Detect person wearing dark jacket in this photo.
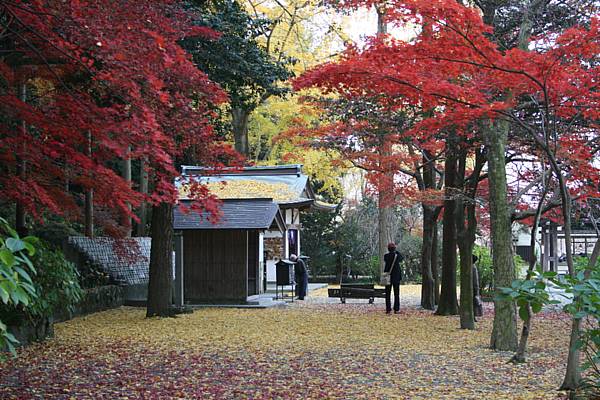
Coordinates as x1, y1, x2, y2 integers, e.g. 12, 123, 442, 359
384, 242, 404, 314
290, 254, 307, 300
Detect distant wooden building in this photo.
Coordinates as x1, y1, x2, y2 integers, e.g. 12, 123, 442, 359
174, 165, 334, 304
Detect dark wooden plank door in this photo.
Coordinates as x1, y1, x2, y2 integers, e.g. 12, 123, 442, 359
183, 230, 247, 303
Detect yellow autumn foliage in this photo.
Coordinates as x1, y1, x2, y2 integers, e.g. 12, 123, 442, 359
0, 285, 572, 399
180, 180, 298, 201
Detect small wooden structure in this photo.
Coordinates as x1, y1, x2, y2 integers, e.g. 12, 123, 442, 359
173, 198, 285, 304
173, 165, 334, 304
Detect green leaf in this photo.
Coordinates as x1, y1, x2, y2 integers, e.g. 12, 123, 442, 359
518, 305, 530, 321
5, 238, 25, 253
0, 284, 9, 304
0, 249, 15, 267
13, 266, 33, 284
531, 302, 542, 313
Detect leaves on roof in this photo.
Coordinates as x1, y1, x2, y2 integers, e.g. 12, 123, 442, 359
180, 180, 297, 201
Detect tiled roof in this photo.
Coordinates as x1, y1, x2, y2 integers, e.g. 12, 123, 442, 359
67, 237, 152, 285
174, 198, 284, 231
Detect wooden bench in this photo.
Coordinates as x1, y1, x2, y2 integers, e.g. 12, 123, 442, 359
328, 283, 386, 304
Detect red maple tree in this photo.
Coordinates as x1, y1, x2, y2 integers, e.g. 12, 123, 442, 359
0, 0, 236, 234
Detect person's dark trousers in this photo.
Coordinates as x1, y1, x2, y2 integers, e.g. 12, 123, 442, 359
296, 276, 307, 300
303, 272, 309, 298
385, 282, 400, 312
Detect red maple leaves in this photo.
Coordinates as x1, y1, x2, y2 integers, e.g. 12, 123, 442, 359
0, 1, 237, 228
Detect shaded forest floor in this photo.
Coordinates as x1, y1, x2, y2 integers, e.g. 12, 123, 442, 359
0, 285, 571, 399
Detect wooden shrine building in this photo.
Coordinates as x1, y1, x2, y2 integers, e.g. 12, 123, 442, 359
173, 165, 333, 305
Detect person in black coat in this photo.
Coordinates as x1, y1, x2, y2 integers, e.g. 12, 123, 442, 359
384, 242, 404, 314
290, 254, 307, 300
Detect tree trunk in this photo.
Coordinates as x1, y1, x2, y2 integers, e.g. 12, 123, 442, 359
84, 130, 94, 238
420, 150, 437, 310
484, 120, 518, 351
421, 205, 436, 310
436, 133, 459, 315
15, 82, 27, 237
136, 158, 148, 237
146, 202, 174, 317
378, 190, 393, 280
122, 147, 132, 237
231, 107, 250, 158
457, 148, 483, 330
432, 218, 440, 305
375, 5, 393, 281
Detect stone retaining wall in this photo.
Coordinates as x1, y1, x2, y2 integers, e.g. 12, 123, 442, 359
8, 285, 124, 349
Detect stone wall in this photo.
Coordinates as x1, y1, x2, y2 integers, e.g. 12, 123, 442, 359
8, 285, 125, 349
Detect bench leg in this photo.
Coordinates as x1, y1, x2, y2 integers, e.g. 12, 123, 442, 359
341, 298, 346, 304
369, 297, 374, 304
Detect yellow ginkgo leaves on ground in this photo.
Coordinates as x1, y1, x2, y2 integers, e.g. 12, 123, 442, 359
0, 286, 571, 399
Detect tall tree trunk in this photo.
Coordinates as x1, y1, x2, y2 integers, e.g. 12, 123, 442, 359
15, 82, 27, 237
231, 107, 250, 158
420, 150, 436, 310
375, 7, 393, 282
421, 205, 436, 310
432, 218, 440, 305
84, 130, 94, 238
437, 132, 459, 315
122, 146, 132, 237
457, 149, 484, 329
146, 202, 174, 317
136, 158, 148, 237
484, 120, 518, 351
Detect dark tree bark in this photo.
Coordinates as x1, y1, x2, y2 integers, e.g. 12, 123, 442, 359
432, 219, 440, 305
457, 148, 485, 330
421, 205, 436, 310
375, 9, 394, 283
146, 202, 174, 317
436, 132, 459, 315
420, 150, 438, 310
231, 107, 250, 157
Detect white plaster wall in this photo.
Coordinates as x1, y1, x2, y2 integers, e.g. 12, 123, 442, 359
267, 259, 277, 282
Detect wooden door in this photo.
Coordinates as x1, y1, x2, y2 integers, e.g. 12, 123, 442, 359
183, 230, 247, 303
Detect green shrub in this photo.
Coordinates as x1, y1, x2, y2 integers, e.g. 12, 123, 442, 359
556, 258, 600, 395
0, 240, 82, 351
28, 242, 83, 318
0, 218, 38, 355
